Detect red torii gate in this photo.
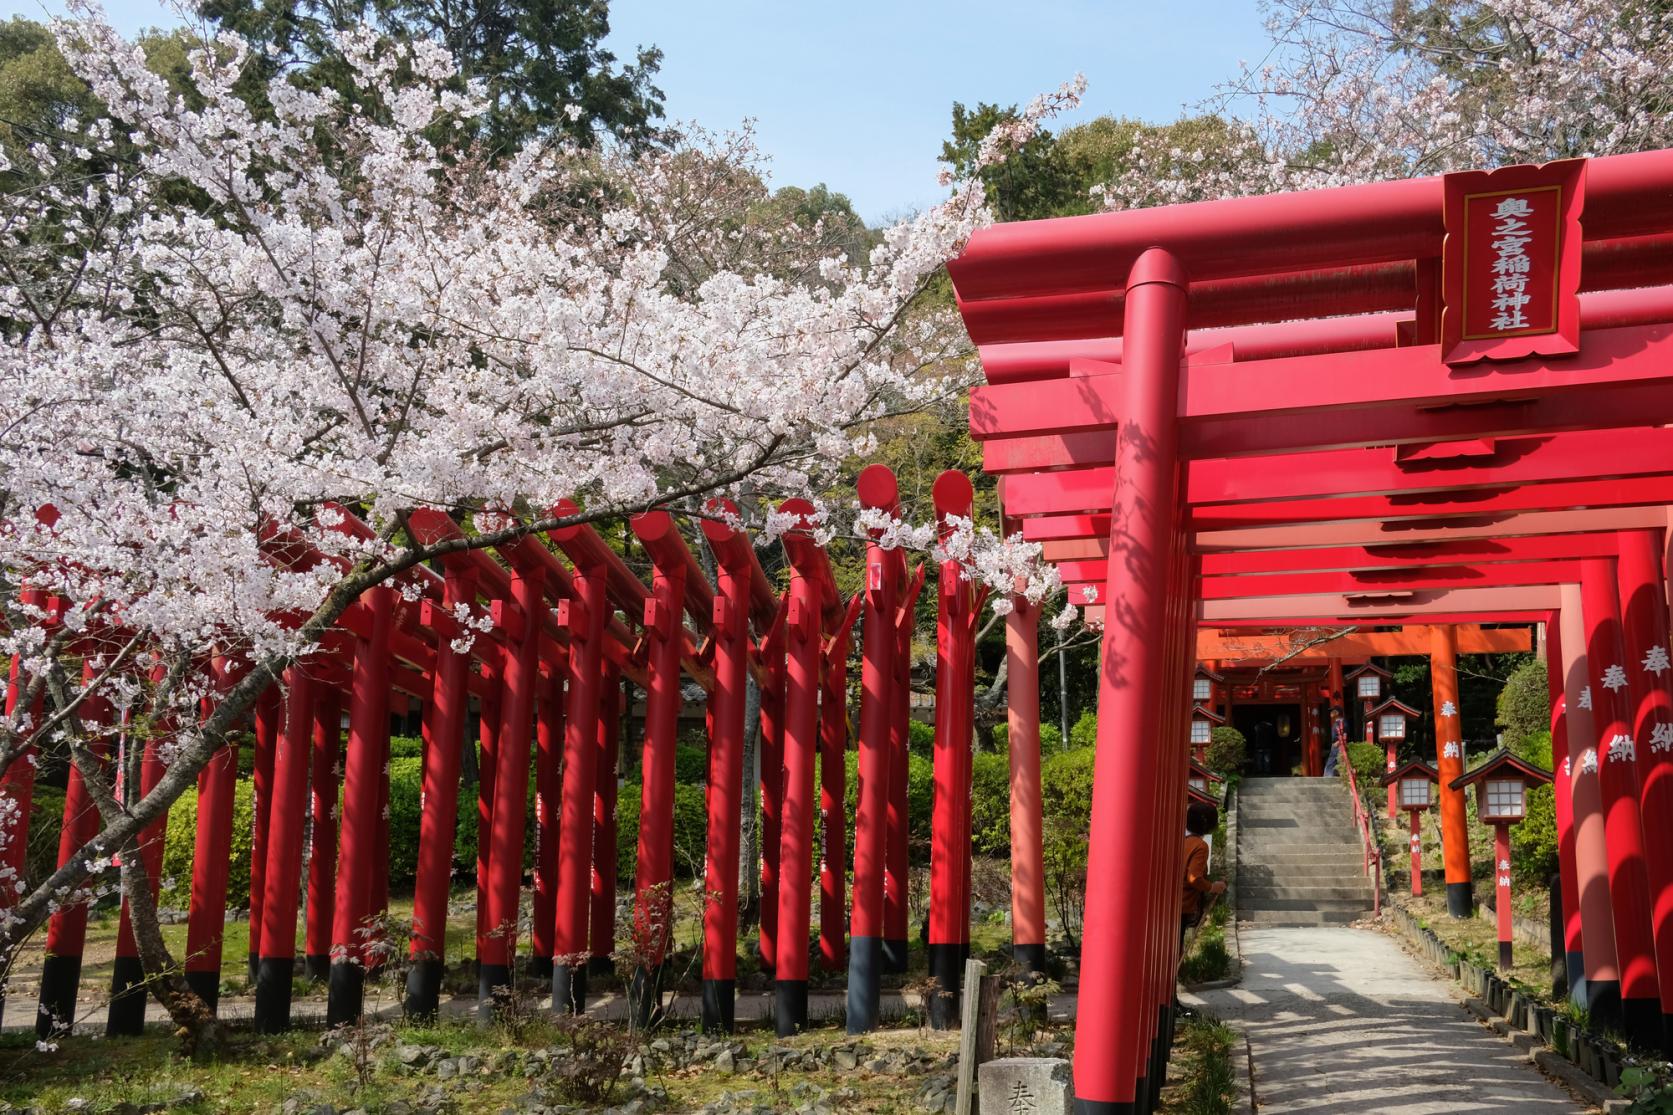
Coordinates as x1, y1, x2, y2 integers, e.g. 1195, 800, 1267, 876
950, 149, 1673, 1112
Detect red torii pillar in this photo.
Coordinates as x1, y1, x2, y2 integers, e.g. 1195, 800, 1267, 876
184, 656, 243, 1012
590, 662, 622, 977
327, 586, 394, 1026
775, 499, 824, 1034
629, 510, 691, 1027
1546, 618, 1586, 1003
1075, 247, 1185, 1114
552, 535, 608, 1013
480, 552, 547, 1014
404, 559, 478, 1019
1430, 626, 1473, 917
758, 610, 788, 976
1561, 581, 1619, 1015
1618, 529, 1673, 1051
928, 470, 979, 1029
305, 688, 342, 983
530, 656, 565, 982
37, 660, 112, 1039
1005, 591, 1048, 977
474, 647, 501, 971
107, 698, 169, 1036
818, 594, 861, 974
255, 664, 319, 1031
848, 465, 900, 1033
699, 502, 761, 1033
0, 588, 47, 1023
247, 684, 280, 986
1582, 556, 1662, 1048
884, 560, 924, 974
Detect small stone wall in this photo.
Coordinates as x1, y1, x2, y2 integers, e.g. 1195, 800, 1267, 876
1387, 905, 1626, 1110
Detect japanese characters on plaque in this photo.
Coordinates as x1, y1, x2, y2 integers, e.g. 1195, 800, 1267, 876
1440, 159, 1585, 364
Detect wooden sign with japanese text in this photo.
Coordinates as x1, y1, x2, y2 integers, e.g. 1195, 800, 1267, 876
1441, 159, 1585, 364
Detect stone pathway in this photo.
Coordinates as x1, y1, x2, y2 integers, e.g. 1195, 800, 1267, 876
1186, 927, 1591, 1114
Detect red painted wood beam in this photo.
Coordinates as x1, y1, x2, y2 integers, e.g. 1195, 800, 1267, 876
959, 239, 1673, 348
1197, 535, 1623, 576
984, 370, 1673, 469
1193, 585, 1563, 623
947, 147, 1673, 302
973, 322, 1673, 448
1193, 507, 1670, 552
1189, 475, 1673, 532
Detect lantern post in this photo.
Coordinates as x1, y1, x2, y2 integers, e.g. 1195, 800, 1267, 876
1381, 761, 1440, 896
1371, 697, 1422, 819
1452, 751, 1553, 968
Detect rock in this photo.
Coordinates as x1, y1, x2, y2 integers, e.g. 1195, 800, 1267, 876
396, 1044, 431, 1067
833, 1048, 858, 1071
435, 1058, 458, 1081
863, 1056, 889, 1072
978, 1057, 1074, 1115
63, 1100, 91, 1114
714, 1048, 736, 1073
174, 1088, 207, 1107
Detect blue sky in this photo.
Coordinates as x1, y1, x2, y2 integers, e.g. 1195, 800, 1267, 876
3, 0, 1272, 222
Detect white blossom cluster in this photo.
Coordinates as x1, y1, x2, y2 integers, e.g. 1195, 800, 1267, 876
0, 11, 1083, 695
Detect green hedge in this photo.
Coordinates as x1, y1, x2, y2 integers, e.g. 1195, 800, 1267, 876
614, 779, 707, 882
160, 778, 256, 909
989, 720, 1064, 753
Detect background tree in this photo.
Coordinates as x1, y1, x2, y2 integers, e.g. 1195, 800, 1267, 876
196, 0, 667, 150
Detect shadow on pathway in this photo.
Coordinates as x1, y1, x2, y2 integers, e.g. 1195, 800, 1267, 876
1185, 926, 1591, 1114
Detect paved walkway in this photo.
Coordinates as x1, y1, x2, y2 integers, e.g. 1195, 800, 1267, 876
1186, 927, 1590, 1114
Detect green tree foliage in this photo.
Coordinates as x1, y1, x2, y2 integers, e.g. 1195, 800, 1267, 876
0, 18, 97, 151
939, 104, 1254, 222
1496, 657, 1550, 750
196, 0, 666, 151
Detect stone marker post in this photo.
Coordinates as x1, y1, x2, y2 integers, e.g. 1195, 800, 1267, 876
978, 1057, 1074, 1115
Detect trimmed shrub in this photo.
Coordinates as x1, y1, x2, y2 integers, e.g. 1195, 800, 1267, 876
1068, 709, 1098, 751
1342, 741, 1384, 789
990, 720, 1063, 753
908, 719, 935, 757
1203, 726, 1246, 774
674, 744, 707, 786
1513, 782, 1559, 887
389, 735, 424, 759
1497, 658, 1550, 749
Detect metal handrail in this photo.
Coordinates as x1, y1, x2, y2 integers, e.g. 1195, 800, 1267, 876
1335, 739, 1384, 916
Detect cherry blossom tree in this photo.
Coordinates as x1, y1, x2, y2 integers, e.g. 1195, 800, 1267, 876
1097, 0, 1673, 209
0, 8, 1075, 1036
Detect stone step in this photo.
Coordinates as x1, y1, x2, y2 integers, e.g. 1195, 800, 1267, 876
1237, 810, 1354, 825
1237, 852, 1367, 869
1238, 831, 1365, 846
1238, 863, 1369, 883
1236, 907, 1368, 926
1239, 883, 1374, 903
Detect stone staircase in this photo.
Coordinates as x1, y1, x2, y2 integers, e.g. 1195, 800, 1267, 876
1236, 777, 1375, 926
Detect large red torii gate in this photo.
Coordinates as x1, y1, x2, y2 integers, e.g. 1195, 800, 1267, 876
951, 149, 1673, 1113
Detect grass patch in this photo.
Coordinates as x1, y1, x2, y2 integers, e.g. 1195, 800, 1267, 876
1160, 1013, 1237, 1115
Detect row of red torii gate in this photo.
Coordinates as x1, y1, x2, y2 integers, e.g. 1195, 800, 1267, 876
8, 145, 1673, 1115
950, 148, 1673, 1113
3, 467, 1038, 1042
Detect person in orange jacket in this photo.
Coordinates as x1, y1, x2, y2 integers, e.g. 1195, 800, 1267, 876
1182, 802, 1226, 945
